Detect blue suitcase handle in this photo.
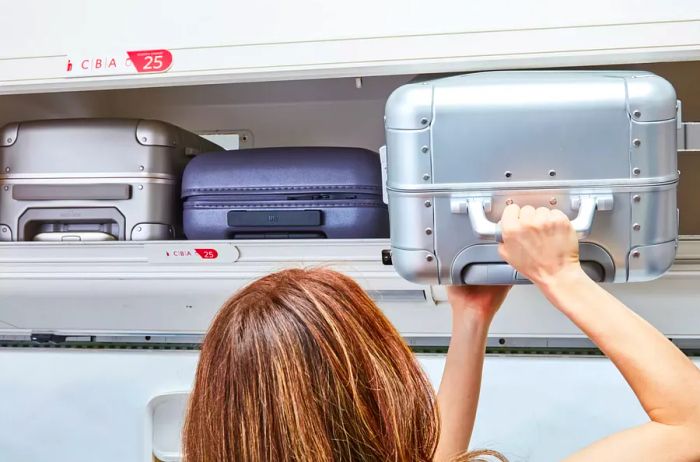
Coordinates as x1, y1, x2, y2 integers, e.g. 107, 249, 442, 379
227, 210, 322, 227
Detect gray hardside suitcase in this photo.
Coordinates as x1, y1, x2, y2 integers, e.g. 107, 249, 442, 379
0, 118, 221, 241
385, 71, 679, 285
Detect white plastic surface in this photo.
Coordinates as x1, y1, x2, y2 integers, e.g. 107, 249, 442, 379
0, 349, 200, 461
0, 349, 698, 461
0, 239, 434, 337
149, 392, 189, 462
1, 1, 700, 94
2, 239, 700, 339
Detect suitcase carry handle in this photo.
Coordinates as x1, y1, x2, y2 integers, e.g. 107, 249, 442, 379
227, 210, 322, 227
18, 207, 126, 241
462, 261, 606, 285
453, 194, 613, 243
12, 184, 131, 201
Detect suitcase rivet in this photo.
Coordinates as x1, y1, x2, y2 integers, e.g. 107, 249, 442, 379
505, 199, 514, 205
548, 170, 556, 177
2, 186, 8, 191
425, 228, 433, 235
1, 227, 6, 233
424, 200, 432, 208
5, 138, 11, 143
633, 195, 641, 203
420, 118, 429, 125
136, 226, 142, 232
138, 185, 143, 190
138, 165, 145, 171
421, 146, 429, 153
425, 254, 434, 262
633, 139, 641, 147
633, 223, 641, 231
633, 110, 642, 119
141, 137, 148, 142
422, 173, 431, 181
549, 198, 558, 205
633, 167, 641, 176
504, 171, 512, 178
632, 250, 641, 258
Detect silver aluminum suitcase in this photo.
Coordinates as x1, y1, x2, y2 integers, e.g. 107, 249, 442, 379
384, 71, 679, 285
0, 119, 220, 241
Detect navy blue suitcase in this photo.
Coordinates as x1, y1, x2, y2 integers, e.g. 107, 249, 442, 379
181, 147, 389, 239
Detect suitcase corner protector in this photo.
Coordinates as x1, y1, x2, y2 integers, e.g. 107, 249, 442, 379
0, 122, 19, 147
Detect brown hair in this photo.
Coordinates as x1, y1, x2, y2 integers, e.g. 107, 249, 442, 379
184, 268, 506, 462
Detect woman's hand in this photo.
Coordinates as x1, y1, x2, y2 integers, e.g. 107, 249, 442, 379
497, 204, 584, 287
446, 285, 511, 322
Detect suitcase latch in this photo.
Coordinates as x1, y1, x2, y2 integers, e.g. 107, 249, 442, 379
381, 249, 393, 265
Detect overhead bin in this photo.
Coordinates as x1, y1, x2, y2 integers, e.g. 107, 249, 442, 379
0, 0, 698, 348
0, 1, 699, 94
0, 68, 698, 345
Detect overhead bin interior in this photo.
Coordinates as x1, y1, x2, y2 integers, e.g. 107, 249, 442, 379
0, 62, 698, 233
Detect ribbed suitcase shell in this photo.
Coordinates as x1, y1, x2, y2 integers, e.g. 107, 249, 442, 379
182, 147, 389, 239
385, 71, 679, 285
0, 118, 220, 241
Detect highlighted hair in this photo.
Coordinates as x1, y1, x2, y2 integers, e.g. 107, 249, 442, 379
184, 268, 505, 462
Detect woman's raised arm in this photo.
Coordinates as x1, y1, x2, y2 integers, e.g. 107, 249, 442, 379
498, 204, 700, 462
434, 284, 510, 462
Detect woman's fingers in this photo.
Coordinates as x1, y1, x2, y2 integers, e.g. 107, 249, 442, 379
549, 208, 571, 227
519, 205, 536, 222
496, 201, 581, 284
500, 203, 573, 241
535, 207, 550, 224
549, 208, 569, 221
500, 203, 520, 227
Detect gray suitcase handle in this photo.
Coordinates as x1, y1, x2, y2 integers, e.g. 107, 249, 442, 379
453, 194, 613, 243
18, 207, 126, 241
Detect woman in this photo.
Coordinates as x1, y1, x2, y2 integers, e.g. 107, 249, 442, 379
184, 205, 700, 461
